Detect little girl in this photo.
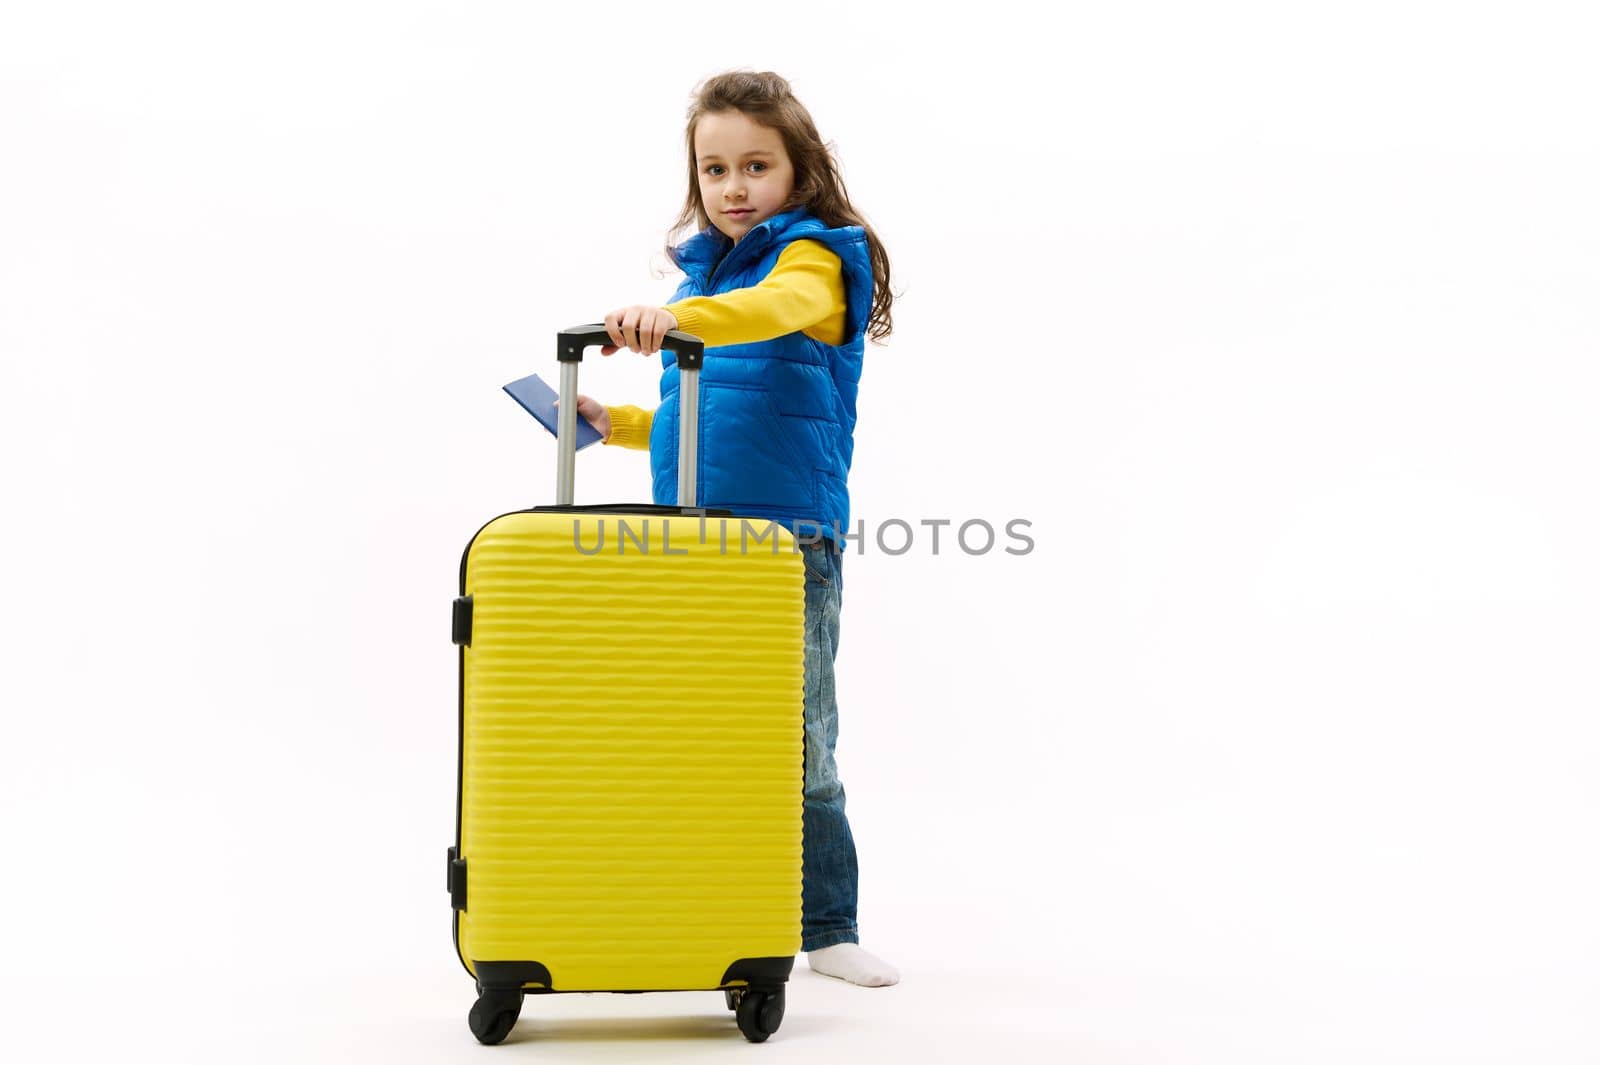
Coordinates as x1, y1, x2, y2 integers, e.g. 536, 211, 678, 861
573, 69, 898, 987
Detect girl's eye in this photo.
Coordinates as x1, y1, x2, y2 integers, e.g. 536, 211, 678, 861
748, 162, 766, 173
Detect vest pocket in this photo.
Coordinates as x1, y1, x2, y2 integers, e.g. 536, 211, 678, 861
699, 383, 816, 511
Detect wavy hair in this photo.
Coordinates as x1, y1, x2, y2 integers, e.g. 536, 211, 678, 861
664, 70, 895, 344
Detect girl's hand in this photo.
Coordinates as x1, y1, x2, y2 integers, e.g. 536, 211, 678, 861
602, 306, 679, 355
552, 394, 612, 442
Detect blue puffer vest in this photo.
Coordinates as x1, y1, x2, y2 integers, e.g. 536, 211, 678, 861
651, 208, 874, 542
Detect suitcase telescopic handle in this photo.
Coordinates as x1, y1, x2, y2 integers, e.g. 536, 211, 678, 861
555, 325, 705, 370
552, 324, 706, 508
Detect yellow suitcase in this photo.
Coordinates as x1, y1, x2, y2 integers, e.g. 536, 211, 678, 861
448, 327, 804, 1045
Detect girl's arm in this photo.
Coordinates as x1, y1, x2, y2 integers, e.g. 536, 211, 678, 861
600, 241, 847, 449
666, 240, 847, 347
603, 404, 653, 450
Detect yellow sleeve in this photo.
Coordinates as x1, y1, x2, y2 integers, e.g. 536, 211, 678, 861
664, 239, 847, 347
603, 404, 653, 450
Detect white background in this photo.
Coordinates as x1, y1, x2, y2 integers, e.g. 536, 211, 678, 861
2, 2, 1597, 1062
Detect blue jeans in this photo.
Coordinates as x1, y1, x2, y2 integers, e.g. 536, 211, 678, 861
798, 538, 860, 951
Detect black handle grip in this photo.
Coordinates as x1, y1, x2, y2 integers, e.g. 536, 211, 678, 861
556, 324, 705, 370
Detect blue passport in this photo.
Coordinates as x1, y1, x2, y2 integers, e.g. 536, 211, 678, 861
503, 372, 603, 450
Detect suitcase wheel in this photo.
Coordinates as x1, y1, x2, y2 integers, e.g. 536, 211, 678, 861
468, 988, 523, 1045
734, 986, 786, 1043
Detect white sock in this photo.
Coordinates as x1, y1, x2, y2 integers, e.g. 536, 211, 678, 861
806, 943, 900, 987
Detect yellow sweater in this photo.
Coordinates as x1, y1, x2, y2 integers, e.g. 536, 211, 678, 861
604, 239, 847, 450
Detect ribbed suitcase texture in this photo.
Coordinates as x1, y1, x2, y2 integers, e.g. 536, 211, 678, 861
454, 510, 805, 993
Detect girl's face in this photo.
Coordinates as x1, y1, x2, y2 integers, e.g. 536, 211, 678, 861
694, 110, 795, 244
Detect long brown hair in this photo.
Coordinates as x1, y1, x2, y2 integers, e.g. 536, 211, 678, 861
664, 70, 895, 344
